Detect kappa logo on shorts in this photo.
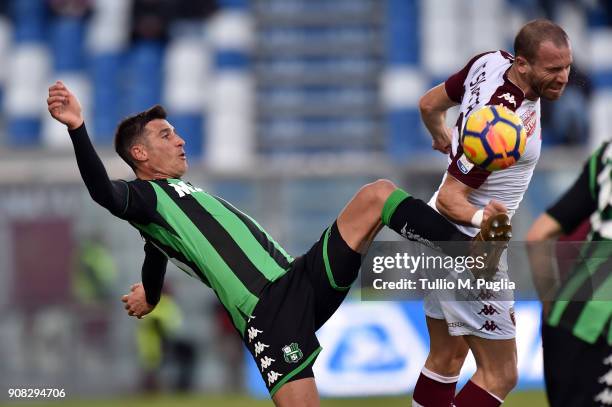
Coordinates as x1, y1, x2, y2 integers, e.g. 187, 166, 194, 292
477, 305, 499, 316
254, 341, 269, 356
282, 343, 303, 363
267, 371, 283, 386
598, 369, 612, 386
260, 356, 275, 372
594, 388, 612, 404
247, 327, 263, 343
478, 320, 500, 332
476, 289, 496, 300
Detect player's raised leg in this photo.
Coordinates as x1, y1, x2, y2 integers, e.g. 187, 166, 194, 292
454, 336, 518, 406
325, 179, 473, 293
337, 179, 471, 255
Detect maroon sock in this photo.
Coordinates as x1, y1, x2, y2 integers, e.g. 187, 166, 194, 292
412, 367, 458, 407
453, 380, 502, 407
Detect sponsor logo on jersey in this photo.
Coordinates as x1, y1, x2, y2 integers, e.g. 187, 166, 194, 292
457, 154, 474, 174
168, 180, 204, 197
282, 343, 303, 363
465, 62, 488, 118
521, 108, 537, 138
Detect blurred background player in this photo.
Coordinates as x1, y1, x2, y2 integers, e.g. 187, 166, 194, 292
134, 286, 197, 393
526, 142, 612, 407
412, 19, 572, 407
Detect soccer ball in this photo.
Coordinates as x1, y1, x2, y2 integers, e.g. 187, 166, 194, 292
461, 105, 527, 171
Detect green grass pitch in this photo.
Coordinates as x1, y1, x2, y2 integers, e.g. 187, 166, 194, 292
1, 391, 548, 407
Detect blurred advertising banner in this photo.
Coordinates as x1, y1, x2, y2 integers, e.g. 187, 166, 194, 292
246, 301, 543, 397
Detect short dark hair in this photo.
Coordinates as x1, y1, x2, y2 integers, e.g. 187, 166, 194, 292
514, 19, 569, 63
114, 105, 167, 170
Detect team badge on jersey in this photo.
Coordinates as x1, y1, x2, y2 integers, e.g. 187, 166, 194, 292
282, 343, 303, 363
520, 108, 537, 138
457, 154, 475, 174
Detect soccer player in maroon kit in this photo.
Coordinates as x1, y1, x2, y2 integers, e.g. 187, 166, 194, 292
413, 19, 572, 407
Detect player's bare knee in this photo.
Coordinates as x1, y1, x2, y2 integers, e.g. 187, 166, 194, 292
503, 364, 519, 391
359, 179, 396, 208
427, 349, 467, 376
480, 364, 518, 395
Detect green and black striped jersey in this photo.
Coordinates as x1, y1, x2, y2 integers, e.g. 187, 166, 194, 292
119, 178, 294, 334
546, 141, 612, 345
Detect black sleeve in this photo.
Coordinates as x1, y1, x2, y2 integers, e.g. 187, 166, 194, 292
546, 147, 602, 234
141, 241, 168, 306
68, 123, 130, 216
68, 123, 154, 223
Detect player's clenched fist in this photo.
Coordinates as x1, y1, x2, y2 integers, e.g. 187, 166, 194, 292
431, 127, 452, 154
121, 283, 155, 319
47, 80, 84, 130
482, 199, 507, 226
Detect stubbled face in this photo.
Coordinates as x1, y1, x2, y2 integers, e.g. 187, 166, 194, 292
139, 119, 187, 178
525, 40, 573, 100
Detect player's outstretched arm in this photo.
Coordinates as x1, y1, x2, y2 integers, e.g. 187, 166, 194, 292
526, 154, 596, 315
47, 80, 83, 130
526, 214, 563, 316
47, 81, 128, 216
436, 174, 507, 228
419, 83, 457, 154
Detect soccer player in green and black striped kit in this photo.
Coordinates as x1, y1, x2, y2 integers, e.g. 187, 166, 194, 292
47, 81, 508, 406
527, 142, 612, 406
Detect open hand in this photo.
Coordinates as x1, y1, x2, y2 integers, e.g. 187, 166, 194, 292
47, 81, 83, 130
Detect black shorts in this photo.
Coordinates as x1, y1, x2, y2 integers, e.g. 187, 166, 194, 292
542, 321, 612, 407
243, 221, 361, 396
